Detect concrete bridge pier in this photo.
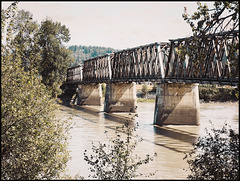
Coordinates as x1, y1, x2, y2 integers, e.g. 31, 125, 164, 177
154, 83, 200, 126
104, 82, 137, 113
77, 83, 102, 106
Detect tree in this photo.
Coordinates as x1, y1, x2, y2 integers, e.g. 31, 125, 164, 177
3, 8, 75, 98
179, 1, 239, 71
38, 19, 75, 97
1, 2, 71, 179
10, 9, 41, 71
183, 123, 239, 180
183, 1, 239, 36
83, 120, 157, 180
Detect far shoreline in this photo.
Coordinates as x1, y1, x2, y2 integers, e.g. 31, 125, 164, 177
136, 97, 239, 104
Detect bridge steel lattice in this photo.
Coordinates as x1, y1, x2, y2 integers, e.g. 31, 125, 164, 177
67, 30, 239, 86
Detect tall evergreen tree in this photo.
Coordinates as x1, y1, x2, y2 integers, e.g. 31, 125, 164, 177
38, 19, 74, 97
10, 9, 40, 70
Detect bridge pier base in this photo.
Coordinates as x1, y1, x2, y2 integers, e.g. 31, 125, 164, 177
104, 82, 137, 113
77, 83, 102, 106
154, 83, 200, 126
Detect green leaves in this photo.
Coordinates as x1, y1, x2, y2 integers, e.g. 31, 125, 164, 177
3, 8, 75, 98
184, 122, 239, 180
183, 1, 238, 37
38, 19, 74, 97
1, 2, 71, 180
179, 1, 239, 78
83, 120, 157, 180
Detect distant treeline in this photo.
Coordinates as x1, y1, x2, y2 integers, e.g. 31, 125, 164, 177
68, 45, 118, 67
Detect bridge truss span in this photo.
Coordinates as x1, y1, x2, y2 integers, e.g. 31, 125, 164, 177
83, 54, 112, 83
66, 30, 239, 86
110, 42, 170, 82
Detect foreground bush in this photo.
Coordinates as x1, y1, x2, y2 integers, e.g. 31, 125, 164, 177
1, 61, 71, 179
184, 123, 239, 180
84, 120, 157, 180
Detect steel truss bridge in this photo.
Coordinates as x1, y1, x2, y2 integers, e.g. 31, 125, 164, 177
66, 30, 239, 86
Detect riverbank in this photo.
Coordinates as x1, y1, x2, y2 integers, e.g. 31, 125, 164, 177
137, 97, 238, 104
199, 85, 238, 102
136, 84, 238, 103
137, 97, 156, 103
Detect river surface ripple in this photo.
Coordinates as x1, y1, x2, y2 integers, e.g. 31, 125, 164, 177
55, 101, 239, 179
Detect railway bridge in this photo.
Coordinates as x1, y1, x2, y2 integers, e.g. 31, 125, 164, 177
65, 30, 239, 126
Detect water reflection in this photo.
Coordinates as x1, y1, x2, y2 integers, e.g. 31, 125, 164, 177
153, 126, 198, 145
55, 101, 239, 179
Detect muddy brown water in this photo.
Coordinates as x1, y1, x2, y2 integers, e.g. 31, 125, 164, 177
55, 101, 239, 179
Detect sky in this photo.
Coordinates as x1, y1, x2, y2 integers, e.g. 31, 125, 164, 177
1, 1, 215, 50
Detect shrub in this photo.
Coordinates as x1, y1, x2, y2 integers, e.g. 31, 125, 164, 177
184, 122, 239, 180
199, 85, 238, 102
83, 119, 157, 180
1, 50, 71, 180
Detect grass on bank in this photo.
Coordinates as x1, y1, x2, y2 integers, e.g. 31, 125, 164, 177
137, 98, 156, 103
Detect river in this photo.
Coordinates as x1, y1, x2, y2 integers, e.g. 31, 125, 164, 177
55, 101, 239, 179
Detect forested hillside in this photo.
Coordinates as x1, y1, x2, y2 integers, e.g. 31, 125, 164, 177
68, 45, 118, 67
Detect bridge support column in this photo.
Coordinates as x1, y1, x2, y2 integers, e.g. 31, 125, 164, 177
104, 82, 137, 113
77, 83, 102, 106
154, 83, 200, 126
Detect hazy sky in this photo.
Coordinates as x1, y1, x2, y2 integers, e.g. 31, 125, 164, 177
2, 1, 215, 50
